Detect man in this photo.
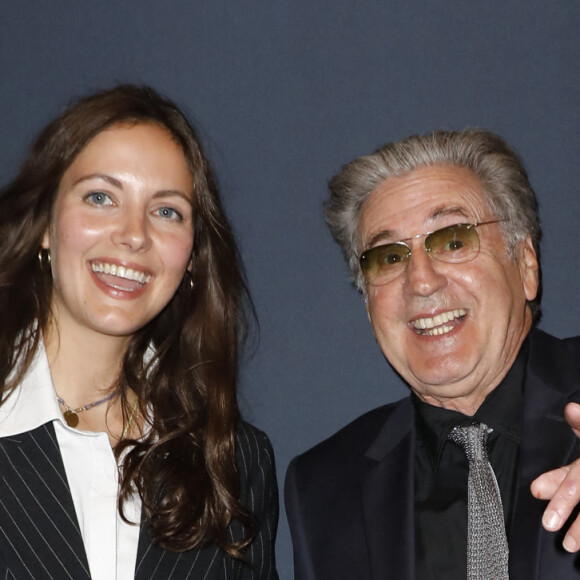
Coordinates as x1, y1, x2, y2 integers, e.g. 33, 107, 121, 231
285, 129, 580, 579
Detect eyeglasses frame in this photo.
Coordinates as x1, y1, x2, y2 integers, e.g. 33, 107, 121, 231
358, 219, 507, 286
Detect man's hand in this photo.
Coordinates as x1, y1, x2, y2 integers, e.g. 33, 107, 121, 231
531, 402, 580, 552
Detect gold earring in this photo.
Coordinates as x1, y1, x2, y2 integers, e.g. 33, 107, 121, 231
183, 269, 194, 291
37, 248, 51, 271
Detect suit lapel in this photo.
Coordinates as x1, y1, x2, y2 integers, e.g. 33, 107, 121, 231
0, 423, 91, 579
361, 398, 415, 580
509, 330, 580, 579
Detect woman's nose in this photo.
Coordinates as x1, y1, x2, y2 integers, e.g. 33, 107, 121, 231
111, 209, 151, 252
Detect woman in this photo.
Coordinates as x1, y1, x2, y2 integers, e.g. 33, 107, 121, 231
0, 85, 278, 579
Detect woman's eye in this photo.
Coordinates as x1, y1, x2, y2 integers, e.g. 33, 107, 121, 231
155, 207, 184, 221
84, 191, 113, 206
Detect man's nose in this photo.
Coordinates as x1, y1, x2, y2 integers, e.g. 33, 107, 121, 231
403, 243, 447, 297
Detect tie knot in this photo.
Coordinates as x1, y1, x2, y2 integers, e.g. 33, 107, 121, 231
448, 423, 492, 463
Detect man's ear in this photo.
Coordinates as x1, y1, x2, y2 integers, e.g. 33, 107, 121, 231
519, 236, 539, 302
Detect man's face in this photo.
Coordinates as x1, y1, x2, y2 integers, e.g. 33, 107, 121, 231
359, 165, 539, 414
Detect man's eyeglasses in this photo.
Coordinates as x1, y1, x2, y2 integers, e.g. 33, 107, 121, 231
359, 220, 505, 286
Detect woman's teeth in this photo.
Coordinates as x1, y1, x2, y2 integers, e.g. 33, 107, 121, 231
91, 262, 151, 284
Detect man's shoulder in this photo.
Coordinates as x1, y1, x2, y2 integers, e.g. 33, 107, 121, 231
528, 328, 580, 392
530, 328, 580, 351
288, 398, 410, 477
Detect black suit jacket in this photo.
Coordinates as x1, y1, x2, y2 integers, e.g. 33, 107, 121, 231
0, 420, 279, 579
285, 329, 580, 579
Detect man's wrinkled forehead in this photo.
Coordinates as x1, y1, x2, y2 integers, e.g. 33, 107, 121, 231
358, 165, 493, 248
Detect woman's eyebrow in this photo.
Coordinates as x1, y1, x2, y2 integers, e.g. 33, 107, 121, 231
72, 173, 123, 189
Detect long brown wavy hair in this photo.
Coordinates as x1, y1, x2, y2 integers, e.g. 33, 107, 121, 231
0, 85, 254, 557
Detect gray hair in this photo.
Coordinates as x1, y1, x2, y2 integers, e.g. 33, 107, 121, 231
325, 129, 542, 319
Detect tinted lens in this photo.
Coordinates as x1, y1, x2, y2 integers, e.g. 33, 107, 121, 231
360, 242, 411, 284
425, 223, 479, 262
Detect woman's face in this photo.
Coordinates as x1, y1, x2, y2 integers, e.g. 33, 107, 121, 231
42, 122, 195, 343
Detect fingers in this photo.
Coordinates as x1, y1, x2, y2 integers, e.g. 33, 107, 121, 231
565, 402, 580, 438
563, 513, 580, 553
527, 402, 580, 552
531, 461, 580, 552
531, 467, 568, 502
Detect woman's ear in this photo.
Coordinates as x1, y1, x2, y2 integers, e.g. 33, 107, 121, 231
41, 228, 50, 250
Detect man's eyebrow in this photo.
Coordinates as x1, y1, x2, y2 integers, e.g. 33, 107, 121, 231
428, 205, 471, 222
362, 206, 473, 251
364, 229, 399, 250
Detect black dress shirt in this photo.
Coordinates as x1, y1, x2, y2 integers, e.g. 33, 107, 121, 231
413, 342, 527, 580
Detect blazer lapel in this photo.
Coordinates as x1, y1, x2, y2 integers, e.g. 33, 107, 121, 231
0, 423, 91, 579
509, 331, 580, 579
361, 398, 415, 580
135, 520, 232, 580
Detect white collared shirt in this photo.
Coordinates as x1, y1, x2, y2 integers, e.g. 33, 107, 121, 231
0, 345, 141, 580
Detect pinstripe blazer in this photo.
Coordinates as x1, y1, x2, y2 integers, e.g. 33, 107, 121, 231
0, 420, 279, 579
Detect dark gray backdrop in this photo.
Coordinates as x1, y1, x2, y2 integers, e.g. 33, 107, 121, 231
2, 2, 580, 577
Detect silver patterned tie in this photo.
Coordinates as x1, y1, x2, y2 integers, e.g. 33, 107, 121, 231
448, 423, 509, 580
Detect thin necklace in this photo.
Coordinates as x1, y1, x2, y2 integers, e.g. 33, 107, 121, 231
122, 398, 140, 438
56, 391, 118, 428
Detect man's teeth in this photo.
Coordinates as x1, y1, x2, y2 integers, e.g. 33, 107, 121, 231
91, 262, 151, 284
412, 309, 467, 336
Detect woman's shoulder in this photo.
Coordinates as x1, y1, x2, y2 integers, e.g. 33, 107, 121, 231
234, 421, 279, 579
234, 419, 277, 485
235, 420, 275, 458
